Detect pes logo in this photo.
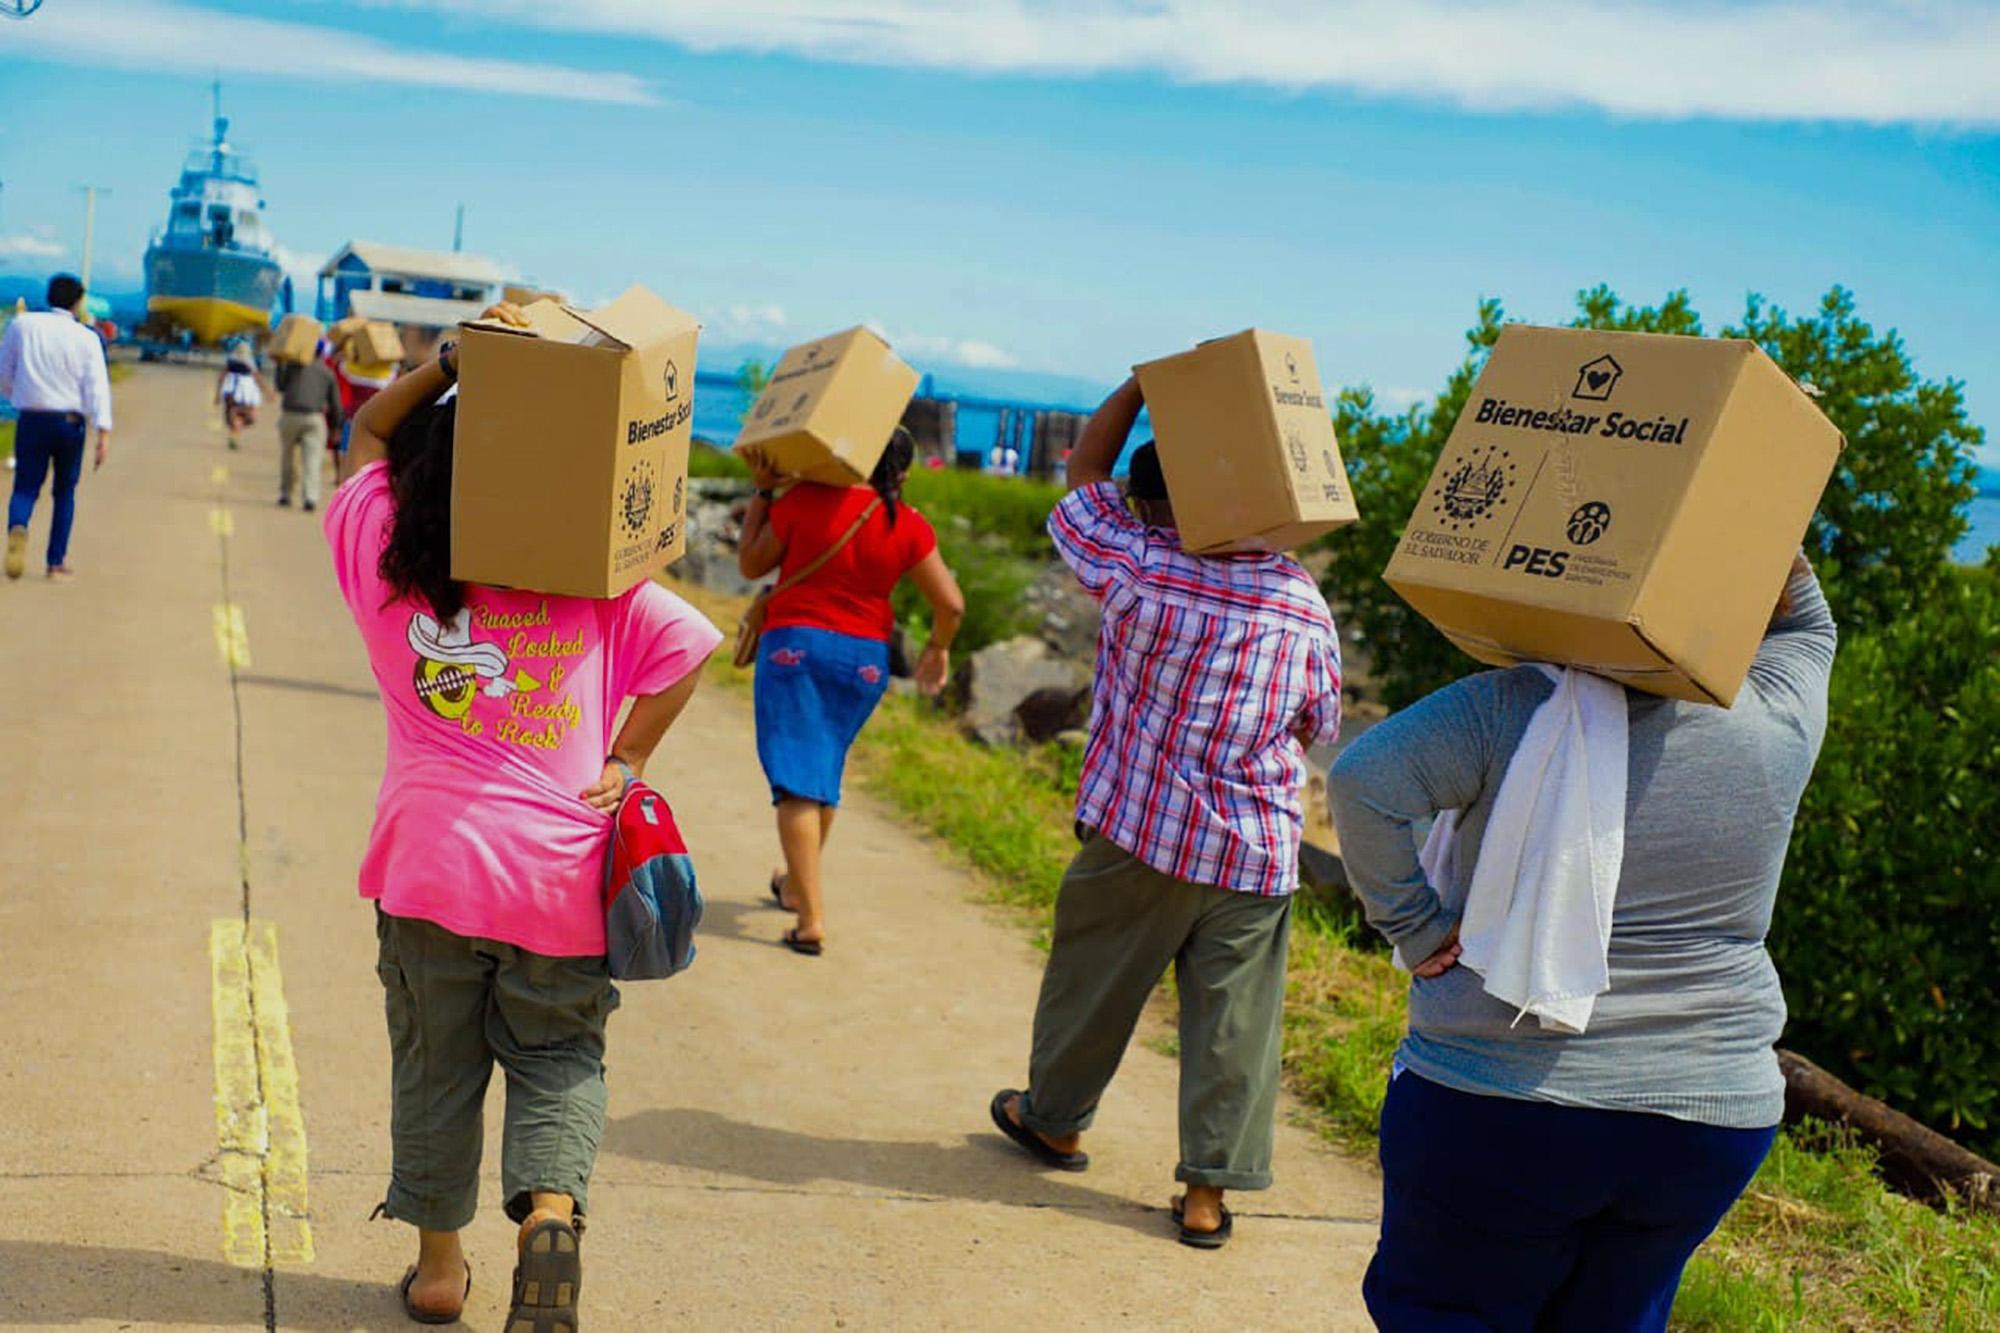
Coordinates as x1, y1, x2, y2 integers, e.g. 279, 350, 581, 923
1502, 544, 1569, 578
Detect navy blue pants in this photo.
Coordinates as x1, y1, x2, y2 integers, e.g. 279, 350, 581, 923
1365, 1072, 1775, 1333
8, 410, 88, 568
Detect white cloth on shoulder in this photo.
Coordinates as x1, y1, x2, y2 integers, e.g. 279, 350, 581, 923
1416, 664, 1629, 1034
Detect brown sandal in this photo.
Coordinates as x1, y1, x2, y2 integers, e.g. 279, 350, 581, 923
398, 1262, 471, 1325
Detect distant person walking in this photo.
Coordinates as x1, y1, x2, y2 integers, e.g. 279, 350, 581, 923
1326, 554, 1835, 1331
0, 273, 114, 582
988, 376, 1344, 1249
736, 428, 964, 955
273, 351, 342, 511
327, 305, 721, 1329
216, 339, 263, 451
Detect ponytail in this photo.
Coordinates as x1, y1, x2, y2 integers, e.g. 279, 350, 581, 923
870, 426, 916, 528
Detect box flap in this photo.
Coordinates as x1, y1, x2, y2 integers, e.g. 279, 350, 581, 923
562, 285, 699, 351
461, 297, 584, 343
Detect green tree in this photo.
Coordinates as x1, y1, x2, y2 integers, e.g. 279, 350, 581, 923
736, 357, 772, 427
1771, 559, 2000, 1154
1726, 288, 1982, 622
1323, 299, 1501, 708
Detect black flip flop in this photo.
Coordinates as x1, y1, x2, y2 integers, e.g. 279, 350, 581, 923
781, 928, 823, 956
988, 1089, 1089, 1172
398, 1262, 471, 1325
769, 874, 789, 908
1171, 1196, 1234, 1250
508, 1217, 582, 1333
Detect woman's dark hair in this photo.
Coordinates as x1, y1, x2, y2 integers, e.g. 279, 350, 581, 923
869, 426, 917, 527
378, 398, 467, 621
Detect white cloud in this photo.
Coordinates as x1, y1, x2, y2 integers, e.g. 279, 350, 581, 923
8, 0, 658, 106
706, 302, 791, 344
403, 0, 2000, 126
0, 233, 64, 259
869, 323, 1020, 369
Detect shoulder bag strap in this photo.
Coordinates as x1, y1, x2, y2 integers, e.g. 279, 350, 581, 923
770, 496, 882, 596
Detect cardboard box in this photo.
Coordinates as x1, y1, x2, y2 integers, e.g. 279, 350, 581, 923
345, 320, 404, 367
734, 327, 920, 486
1384, 325, 1843, 706
1132, 329, 1359, 553
271, 313, 322, 364
452, 286, 700, 598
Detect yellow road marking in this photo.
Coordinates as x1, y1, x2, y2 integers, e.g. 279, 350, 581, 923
212, 604, 251, 670
209, 507, 235, 538
210, 919, 313, 1267
212, 465, 230, 484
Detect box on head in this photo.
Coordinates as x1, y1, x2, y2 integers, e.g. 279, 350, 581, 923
734, 326, 920, 486
1385, 324, 1843, 706
451, 285, 701, 599
270, 313, 322, 365
345, 321, 404, 368
1133, 329, 1359, 554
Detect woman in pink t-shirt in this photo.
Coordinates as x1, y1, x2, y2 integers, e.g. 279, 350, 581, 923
326, 307, 720, 1328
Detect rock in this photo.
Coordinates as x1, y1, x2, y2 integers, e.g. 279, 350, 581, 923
672, 485, 761, 598
946, 637, 1088, 747
1021, 563, 1100, 661
1052, 729, 1090, 750
1015, 685, 1091, 744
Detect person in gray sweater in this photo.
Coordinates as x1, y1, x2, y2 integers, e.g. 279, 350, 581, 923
1327, 555, 1834, 1332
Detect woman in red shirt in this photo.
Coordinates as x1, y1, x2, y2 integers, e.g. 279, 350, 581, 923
737, 429, 964, 955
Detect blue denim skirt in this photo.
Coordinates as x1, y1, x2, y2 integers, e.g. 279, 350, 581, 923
753, 625, 892, 806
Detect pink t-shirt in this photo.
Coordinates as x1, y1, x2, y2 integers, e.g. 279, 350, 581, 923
325, 462, 722, 956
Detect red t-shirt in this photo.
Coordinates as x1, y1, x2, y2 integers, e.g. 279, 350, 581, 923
764, 484, 938, 642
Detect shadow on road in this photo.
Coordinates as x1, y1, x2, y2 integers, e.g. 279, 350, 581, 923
604, 1107, 1172, 1240
691, 895, 784, 942
0, 1239, 384, 1329
236, 673, 380, 704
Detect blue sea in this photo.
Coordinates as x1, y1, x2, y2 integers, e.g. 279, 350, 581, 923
1961, 467, 2000, 564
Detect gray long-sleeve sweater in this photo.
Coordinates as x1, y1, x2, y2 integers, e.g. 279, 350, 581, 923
1327, 568, 1835, 1128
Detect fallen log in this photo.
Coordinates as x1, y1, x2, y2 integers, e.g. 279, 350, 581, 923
1778, 1048, 2000, 1216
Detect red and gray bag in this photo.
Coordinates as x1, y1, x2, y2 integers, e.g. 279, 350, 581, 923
603, 779, 703, 981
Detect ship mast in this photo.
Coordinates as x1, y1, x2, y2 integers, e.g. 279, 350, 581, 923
210, 78, 229, 170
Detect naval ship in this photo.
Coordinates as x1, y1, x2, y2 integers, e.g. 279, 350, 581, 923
142, 90, 283, 344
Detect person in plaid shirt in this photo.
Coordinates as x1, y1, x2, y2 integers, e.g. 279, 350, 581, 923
990, 374, 1342, 1249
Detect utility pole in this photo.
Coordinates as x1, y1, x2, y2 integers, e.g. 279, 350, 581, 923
75, 184, 112, 292
452, 203, 465, 254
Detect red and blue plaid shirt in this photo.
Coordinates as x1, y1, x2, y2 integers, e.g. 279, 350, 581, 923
1050, 482, 1343, 896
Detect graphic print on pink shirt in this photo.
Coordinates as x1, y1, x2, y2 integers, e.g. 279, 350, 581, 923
324, 462, 722, 957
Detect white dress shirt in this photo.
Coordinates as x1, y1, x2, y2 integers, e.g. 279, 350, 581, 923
0, 311, 115, 430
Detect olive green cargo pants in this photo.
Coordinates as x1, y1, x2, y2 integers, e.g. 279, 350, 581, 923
1018, 834, 1293, 1190
374, 909, 620, 1231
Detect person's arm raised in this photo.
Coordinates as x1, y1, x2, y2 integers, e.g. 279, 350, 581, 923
344, 302, 526, 480
908, 549, 965, 697
735, 445, 788, 579
1067, 375, 1144, 491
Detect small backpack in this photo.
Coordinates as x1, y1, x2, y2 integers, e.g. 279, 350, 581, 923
603, 779, 703, 981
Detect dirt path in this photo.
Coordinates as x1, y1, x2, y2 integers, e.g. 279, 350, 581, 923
0, 365, 1379, 1330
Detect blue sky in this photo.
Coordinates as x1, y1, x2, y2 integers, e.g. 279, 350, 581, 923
2, 0, 1996, 459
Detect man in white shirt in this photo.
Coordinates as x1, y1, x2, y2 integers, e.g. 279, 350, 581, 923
1, 273, 113, 580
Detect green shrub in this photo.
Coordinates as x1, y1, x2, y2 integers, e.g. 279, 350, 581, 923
1769, 561, 2000, 1157
895, 521, 1039, 654
903, 467, 1062, 558
688, 443, 749, 480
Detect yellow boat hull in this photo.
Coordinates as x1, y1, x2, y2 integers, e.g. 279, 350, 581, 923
148, 295, 270, 346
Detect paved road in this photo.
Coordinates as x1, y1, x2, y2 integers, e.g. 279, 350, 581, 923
0, 366, 1377, 1330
